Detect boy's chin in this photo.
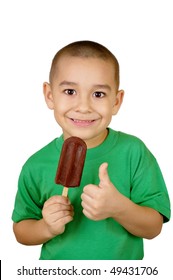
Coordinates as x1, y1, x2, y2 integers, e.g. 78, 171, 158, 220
63, 129, 108, 148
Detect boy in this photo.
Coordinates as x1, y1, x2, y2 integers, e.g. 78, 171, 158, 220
12, 41, 171, 260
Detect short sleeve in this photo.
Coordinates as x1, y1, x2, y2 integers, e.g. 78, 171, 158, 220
130, 145, 171, 222
12, 165, 43, 222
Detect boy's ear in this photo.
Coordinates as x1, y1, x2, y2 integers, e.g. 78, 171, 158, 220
43, 82, 54, 110
112, 90, 124, 115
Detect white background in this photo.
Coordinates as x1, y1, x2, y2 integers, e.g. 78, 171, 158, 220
0, 0, 172, 278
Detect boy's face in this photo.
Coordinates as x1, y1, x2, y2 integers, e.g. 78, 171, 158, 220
44, 56, 124, 148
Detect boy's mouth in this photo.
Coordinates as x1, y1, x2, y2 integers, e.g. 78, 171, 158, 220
70, 118, 96, 127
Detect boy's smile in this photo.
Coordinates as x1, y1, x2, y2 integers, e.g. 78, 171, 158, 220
43, 56, 124, 148
69, 118, 97, 127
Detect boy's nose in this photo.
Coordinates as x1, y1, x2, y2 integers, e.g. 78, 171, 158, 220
75, 94, 92, 113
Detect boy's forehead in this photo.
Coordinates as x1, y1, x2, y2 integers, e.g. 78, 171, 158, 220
56, 54, 111, 66
50, 56, 117, 91
54, 55, 115, 76
50, 54, 119, 89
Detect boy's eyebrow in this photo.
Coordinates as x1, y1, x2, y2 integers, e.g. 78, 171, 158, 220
93, 84, 111, 91
59, 80, 78, 87
59, 80, 111, 90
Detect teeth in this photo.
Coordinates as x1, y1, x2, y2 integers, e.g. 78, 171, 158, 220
73, 119, 93, 123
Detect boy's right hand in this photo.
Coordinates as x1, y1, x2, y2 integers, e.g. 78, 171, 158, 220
42, 195, 74, 237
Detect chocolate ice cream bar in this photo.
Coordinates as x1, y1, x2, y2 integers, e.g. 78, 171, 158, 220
55, 136, 87, 196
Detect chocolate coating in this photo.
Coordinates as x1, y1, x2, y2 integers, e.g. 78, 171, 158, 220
55, 136, 87, 187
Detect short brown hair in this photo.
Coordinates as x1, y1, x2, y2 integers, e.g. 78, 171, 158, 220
49, 40, 120, 88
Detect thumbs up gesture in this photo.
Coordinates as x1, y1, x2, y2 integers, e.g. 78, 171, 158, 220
81, 163, 123, 221
82, 163, 164, 238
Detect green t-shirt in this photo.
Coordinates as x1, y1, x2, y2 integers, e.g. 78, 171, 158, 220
12, 128, 171, 260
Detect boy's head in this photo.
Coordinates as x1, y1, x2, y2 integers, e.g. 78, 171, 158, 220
49, 40, 120, 90
44, 40, 124, 148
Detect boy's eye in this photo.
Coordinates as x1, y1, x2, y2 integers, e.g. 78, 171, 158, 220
64, 89, 76, 95
93, 91, 105, 98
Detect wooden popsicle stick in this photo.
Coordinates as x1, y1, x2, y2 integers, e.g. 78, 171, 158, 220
62, 186, 68, 197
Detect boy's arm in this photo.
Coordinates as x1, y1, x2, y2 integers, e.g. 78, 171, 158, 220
13, 219, 54, 245
111, 197, 163, 239
13, 196, 74, 245
81, 163, 163, 239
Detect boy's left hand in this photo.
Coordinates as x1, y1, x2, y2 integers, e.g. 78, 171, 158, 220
81, 163, 123, 221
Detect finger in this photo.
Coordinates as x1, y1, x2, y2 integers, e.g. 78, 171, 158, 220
43, 207, 74, 224
44, 195, 71, 207
99, 162, 111, 188
44, 203, 73, 213
82, 208, 99, 221
82, 184, 99, 198
82, 208, 92, 220
52, 210, 74, 222
81, 196, 93, 211
59, 214, 74, 226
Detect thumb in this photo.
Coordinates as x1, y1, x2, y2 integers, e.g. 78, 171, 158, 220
99, 162, 111, 188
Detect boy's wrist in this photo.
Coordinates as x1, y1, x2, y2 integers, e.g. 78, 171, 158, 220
38, 219, 57, 241
111, 194, 132, 221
